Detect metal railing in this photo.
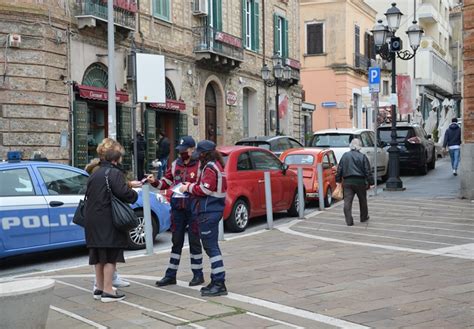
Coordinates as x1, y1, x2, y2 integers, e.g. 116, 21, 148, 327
75, 0, 136, 30
192, 26, 244, 61
354, 53, 370, 70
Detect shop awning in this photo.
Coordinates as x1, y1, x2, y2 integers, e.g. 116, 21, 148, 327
149, 99, 186, 111
77, 84, 129, 103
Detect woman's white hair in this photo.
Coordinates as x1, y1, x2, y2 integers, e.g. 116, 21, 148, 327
350, 138, 362, 151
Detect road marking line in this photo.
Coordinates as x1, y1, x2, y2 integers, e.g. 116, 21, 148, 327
431, 243, 474, 257
300, 221, 474, 239
50, 305, 107, 329
297, 225, 453, 246
279, 220, 474, 260
35, 274, 366, 329
319, 215, 474, 227
246, 311, 303, 328
55, 279, 205, 329
125, 279, 206, 302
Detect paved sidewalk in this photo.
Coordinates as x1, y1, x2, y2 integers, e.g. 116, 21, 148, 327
9, 192, 473, 328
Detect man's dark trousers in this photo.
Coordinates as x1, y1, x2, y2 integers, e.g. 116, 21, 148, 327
343, 183, 368, 225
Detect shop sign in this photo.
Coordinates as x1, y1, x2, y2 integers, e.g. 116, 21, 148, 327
215, 32, 242, 48
150, 99, 186, 111
285, 58, 301, 70
78, 85, 129, 103
226, 91, 237, 106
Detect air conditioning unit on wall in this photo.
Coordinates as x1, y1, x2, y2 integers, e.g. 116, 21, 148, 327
192, 0, 208, 16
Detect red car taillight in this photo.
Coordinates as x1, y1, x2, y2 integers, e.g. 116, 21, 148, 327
407, 136, 421, 144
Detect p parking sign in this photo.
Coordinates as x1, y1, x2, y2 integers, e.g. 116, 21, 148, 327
369, 67, 380, 93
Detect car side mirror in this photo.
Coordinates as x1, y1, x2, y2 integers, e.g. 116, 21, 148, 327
427, 134, 432, 139
282, 163, 289, 174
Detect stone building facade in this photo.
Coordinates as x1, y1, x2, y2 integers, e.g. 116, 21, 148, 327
0, 0, 303, 171
462, 0, 474, 199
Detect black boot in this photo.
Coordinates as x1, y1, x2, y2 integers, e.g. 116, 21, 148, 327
201, 281, 227, 297
189, 275, 204, 286
155, 276, 176, 287
200, 281, 214, 293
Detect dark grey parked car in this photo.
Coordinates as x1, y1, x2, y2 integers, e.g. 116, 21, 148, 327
235, 136, 303, 157
377, 122, 436, 175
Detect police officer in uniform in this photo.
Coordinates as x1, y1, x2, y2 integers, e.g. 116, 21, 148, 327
180, 140, 227, 297
147, 136, 204, 286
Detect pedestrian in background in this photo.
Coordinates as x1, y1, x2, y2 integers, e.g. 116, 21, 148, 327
85, 139, 138, 302
135, 131, 147, 180
156, 130, 170, 178
147, 136, 204, 287
443, 117, 462, 176
180, 140, 227, 297
336, 138, 372, 226
85, 138, 143, 291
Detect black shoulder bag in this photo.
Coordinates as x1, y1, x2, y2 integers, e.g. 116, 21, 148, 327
105, 169, 139, 232
73, 193, 87, 228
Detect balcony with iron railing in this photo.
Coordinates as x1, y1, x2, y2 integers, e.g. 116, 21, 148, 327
354, 53, 371, 72
75, 0, 136, 31
192, 26, 244, 70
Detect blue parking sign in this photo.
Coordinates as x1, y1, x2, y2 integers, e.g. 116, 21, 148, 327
369, 67, 380, 93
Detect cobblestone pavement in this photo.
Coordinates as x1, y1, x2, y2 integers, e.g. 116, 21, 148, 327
9, 190, 473, 328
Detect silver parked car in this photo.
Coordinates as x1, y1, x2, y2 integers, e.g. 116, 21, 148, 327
309, 128, 389, 181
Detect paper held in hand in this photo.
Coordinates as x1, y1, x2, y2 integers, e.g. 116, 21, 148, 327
171, 183, 187, 198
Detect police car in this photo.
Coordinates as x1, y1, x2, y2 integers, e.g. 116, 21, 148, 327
0, 158, 171, 259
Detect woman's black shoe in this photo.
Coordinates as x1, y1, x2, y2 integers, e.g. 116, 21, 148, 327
101, 292, 125, 303
201, 282, 227, 297
155, 276, 177, 286
189, 276, 205, 286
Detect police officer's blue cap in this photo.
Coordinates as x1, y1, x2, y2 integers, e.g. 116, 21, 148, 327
194, 140, 216, 156
176, 136, 196, 152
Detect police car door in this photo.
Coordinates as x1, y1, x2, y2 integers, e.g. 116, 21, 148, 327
35, 166, 88, 245
0, 166, 50, 253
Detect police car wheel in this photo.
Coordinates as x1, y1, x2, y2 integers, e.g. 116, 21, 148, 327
127, 209, 158, 250
225, 199, 249, 233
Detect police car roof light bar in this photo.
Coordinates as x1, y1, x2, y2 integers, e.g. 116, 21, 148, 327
7, 151, 22, 163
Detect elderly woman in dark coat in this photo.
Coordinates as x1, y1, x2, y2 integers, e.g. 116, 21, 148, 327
85, 140, 138, 302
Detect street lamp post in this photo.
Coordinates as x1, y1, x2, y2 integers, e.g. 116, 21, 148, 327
261, 55, 292, 136
371, 3, 424, 191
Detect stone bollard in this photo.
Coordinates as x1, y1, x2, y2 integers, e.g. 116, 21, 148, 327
0, 278, 55, 329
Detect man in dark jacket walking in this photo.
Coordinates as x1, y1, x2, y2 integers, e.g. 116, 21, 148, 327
336, 138, 372, 226
443, 118, 461, 176
156, 130, 170, 178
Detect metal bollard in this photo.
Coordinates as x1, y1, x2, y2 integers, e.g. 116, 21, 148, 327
218, 217, 224, 241
297, 167, 305, 219
142, 183, 154, 255
317, 163, 325, 211
264, 171, 273, 230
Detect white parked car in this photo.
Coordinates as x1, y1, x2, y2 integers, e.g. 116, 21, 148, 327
308, 128, 389, 181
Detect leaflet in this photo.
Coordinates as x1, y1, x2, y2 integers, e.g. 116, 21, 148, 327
171, 183, 188, 198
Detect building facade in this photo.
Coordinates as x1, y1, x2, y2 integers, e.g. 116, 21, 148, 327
366, 0, 455, 134
300, 0, 377, 132
0, 0, 303, 172
462, 0, 474, 199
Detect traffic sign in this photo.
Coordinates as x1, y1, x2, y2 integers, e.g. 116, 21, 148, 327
369, 67, 380, 93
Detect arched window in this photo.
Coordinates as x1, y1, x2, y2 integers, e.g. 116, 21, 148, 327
165, 78, 176, 100
82, 63, 108, 88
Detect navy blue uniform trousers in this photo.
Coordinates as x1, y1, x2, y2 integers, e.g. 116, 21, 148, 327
198, 211, 225, 283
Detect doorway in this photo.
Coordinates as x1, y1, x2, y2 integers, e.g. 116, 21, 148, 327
205, 84, 217, 143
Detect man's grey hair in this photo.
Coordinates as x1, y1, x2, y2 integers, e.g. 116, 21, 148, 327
350, 138, 362, 151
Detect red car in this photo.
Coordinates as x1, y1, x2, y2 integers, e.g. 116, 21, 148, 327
219, 146, 300, 232
280, 148, 338, 206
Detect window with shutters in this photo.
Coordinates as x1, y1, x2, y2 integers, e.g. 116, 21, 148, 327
274, 14, 288, 58
364, 32, 376, 61
153, 0, 170, 21
242, 0, 259, 52
306, 22, 323, 55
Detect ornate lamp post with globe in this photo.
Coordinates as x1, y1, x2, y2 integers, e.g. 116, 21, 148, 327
261, 54, 292, 136
371, 3, 424, 190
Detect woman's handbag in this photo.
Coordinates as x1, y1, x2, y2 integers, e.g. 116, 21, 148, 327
332, 183, 344, 201
105, 170, 139, 232
72, 198, 86, 227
